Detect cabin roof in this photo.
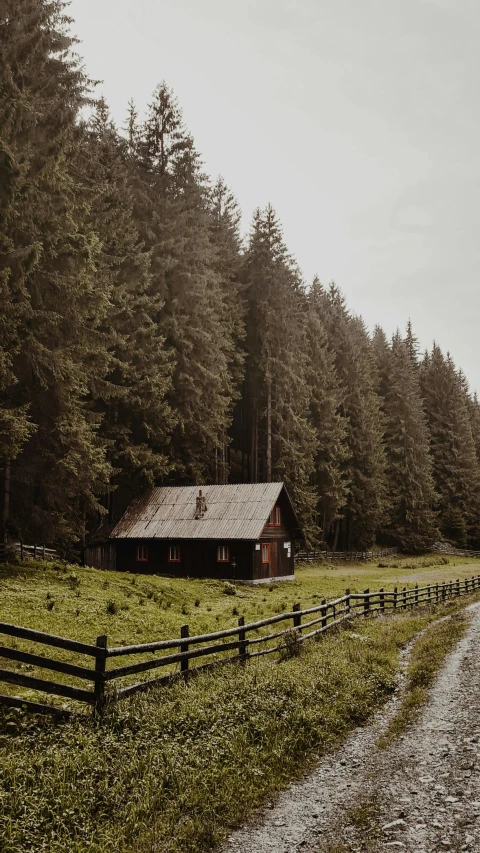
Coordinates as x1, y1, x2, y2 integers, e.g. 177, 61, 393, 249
110, 482, 302, 541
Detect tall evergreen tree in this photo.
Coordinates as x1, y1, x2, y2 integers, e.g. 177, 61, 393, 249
420, 346, 480, 546
0, 0, 111, 545
380, 332, 438, 549
306, 278, 349, 543
129, 85, 239, 482
241, 206, 317, 537
319, 285, 386, 549
81, 98, 173, 523
208, 177, 245, 483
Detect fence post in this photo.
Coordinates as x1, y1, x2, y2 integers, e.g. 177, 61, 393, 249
42, 544, 46, 560
94, 634, 107, 717
321, 599, 327, 630
427, 584, 431, 604
442, 582, 446, 602
456, 578, 460, 597
180, 624, 189, 679
33, 544, 37, 559
379, 588, 385, 613
414, 585, 419, 607
363, 589, 370, 618
292, 602, 301, 630
345, 588, 350, 616
238, 616, 247, 663
403, 587, 407, 610
436, 583, 439, 603
393, 587, 397, 610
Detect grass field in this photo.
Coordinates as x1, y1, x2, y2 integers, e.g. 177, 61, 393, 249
1, 552, 479, 648
1, 597, 476, 853
1, 556, 479, 852
1, 552, 479, 708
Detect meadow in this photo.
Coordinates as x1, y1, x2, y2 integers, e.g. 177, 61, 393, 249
1, 555, 479, 852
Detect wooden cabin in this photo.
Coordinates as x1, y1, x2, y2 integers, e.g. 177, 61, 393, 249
84, 483, 302, 583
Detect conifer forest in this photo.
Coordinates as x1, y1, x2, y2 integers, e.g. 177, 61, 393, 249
2, 0, 480, 555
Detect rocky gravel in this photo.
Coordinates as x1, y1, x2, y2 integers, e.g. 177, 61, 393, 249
218, 602, 480, 853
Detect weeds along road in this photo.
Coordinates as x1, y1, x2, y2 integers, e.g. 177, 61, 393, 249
219, 602, 480, 853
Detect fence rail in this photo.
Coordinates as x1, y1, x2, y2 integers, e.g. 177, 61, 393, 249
295, 548, 398, 563
431, 544, 480, 559
0, 542, 58, 562
1, 573, 480, 718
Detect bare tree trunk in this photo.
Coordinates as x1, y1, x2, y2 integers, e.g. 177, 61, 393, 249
332, 517, 340, 551
250, 407, 256, 483
1, 460, 10, 543
266, 376, 272, 482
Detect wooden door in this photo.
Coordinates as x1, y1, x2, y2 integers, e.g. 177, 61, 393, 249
270, 541, 278, 577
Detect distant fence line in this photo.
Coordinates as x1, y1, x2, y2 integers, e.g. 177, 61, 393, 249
295, 548, 398, 563
1, 573, 479, 719
0, 543, 58, 562
431, 544, 480, 559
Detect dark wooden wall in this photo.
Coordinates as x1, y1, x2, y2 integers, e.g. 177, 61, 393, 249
114, 539, 255, 581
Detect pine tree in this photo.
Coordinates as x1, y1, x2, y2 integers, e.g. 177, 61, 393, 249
80, 98, 173, 523
130, 84, 239, 482
306, 278, 349, 543
208, 177, 245, 483
380, 332, 438, 549
420, 346, 480, 546
319, 285, 386, 549
242, 206, 317, 538
0, 0, 111, 545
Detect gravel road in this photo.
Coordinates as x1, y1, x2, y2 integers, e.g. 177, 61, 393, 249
218, 602, 480, 853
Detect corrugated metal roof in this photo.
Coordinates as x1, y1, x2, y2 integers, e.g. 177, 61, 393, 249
110, 482, 291, 540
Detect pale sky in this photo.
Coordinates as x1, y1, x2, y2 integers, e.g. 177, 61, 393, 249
70, 0, 480, 392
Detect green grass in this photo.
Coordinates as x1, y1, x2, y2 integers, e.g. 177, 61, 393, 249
0, 604, 464, 853
1, 554, 479, 705
379, 609, 470, 744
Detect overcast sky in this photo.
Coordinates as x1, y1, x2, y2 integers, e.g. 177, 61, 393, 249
70, 0, 480, 392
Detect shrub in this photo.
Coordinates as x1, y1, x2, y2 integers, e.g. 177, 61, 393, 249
222, 582, 236, 596
46, 599, 55, 611
106, 600, 118, 615
67, 573, 79, 590
194, 598, 200, 607
279, 629, 303, 661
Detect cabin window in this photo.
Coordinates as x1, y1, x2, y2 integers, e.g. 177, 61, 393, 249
217, 545, 229, 562
168, 545, 181, 562
268, 506, 281, 526
136, 545, 148, 562
261, 543, 270, 564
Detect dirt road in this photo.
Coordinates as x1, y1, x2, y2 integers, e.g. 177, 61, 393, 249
219, 602, 480, 853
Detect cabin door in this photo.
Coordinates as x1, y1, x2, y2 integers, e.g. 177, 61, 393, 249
269, 541, 278, 577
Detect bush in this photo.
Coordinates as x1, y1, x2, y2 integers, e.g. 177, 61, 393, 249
278, 629, 303, 660
222, 582, 236, 596
106, 600, 118, 615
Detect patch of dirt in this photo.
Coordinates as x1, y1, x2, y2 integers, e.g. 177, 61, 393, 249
218, 603, 480, 853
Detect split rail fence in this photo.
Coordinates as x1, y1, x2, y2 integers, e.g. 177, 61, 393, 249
0, 543, 58, 562
295, 547, 397, 563
1, 574, 480, 718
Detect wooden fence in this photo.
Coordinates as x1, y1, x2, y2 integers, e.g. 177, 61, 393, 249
2, 573, 480, 719
0, 542, 58, 562
295, 548, 398, 563
431, 544, 480, 559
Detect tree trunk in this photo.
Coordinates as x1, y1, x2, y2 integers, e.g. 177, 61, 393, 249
266, 376, 272, 482
1, 460, 10, 543
332, 517, 340, 551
